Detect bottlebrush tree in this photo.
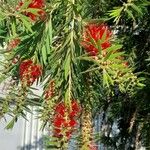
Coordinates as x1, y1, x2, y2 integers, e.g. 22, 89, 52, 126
0, 0, 149, 150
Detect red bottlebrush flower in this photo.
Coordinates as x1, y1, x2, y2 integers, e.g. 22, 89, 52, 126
31, 65, 42, 77
81, 23, 112, 56
44, 80, 55, 99
54, 100, 81, 117
7, 38, 21, 51
53, 117, 76, 139
19, 60, 33, 75
30, 0, 45, 8
52, 100, 81, 139
53, 129, 62, 138
123, 61, 129, 67
69, 119, 77, 127
88, 142, 98, 150
118, 56, 129, 67
12, 55, 20, 64
19, 60, 42, 86
69, 110, 76, 118
55, 103, 66, 116
65, 131, 72, 139
72, 101, 80, 111
16, 2, 23, 10
69, 100, 81, 117
53, 115, 65, 127
18, 0, 46, 21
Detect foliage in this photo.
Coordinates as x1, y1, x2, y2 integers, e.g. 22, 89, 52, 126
0, 0, 149, 150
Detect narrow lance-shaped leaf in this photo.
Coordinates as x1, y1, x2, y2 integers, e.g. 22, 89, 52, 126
64, 54, 71, 81
130, 3, 143, 15
18, 14, 33, 33
103, 69, 109, 87
41, 46, 47, 65
126, 9, 135, 21
64, 87, 71, 108
5, 117, 16, 130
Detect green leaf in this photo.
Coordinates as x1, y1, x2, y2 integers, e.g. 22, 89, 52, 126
48, 16, 52, 46
64, 88, 71, 107
126, 9, 135, 21
77, 56, 100, 66
101, 28, 107, 42
18, 14, 33, 32
81, 66, 100, 74
105, 70, 114, 85
103, 69, 109, 87
106, 44, 122, 52
104, 45, 122, 60
108, 7, 123, 23
137, 83, 145, 88
119, 84, 126, 92
108, 52, 125, 60
109, 7, 123, 17
130, 3, 143, 15
141, 0, 150, 6
87, 32, 97, 49
41, 46, 47, 65
5, 118, 16, 129
64, 54, 71, 80
0, 11, 5, 21
25, 8, 41, 15
97, 39, 102, 54
19, 0, 32, 10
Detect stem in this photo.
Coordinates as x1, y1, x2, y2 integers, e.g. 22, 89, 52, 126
65, 0, 75, 106
135, 123, 143, 150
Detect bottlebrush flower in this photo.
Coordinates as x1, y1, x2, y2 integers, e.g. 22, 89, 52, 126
118, 56, 129, 67
53, 115, 66, 127
52, 100, 81, 139
54, 100, 81, 117
12, 55, 20, 64
53, 116, 77, 139
81, 23, 112, 56
7, 38, 21, 51
88, 142, 98, 150
55, 102, 66, 116
18, 0, 46, 21
69, 119, 77, 127
44, 80, 55, 99
53, 129, 62, 138
69, 101, 81, 117
19, 60, 42, 86
123, 61, 129, 67
65, 131, 72, 139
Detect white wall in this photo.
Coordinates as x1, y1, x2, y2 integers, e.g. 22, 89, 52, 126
0, 107, 46, 150
0, 116, 23, 150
